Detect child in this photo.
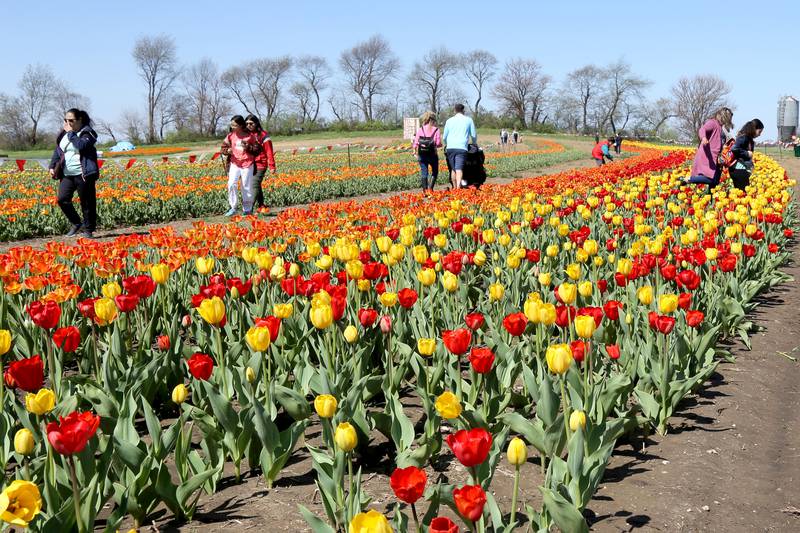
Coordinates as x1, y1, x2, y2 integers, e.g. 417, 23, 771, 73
220, 115, 260, 216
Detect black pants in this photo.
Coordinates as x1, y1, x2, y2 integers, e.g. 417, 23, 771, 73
58, 174, 97, 231
417, 153, 438, 190
252, 167, 267, 208
729, 167, 751, 191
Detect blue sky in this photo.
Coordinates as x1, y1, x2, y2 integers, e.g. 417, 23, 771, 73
3, 0, 796, 139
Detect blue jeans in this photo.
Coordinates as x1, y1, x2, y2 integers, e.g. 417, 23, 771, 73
418, 153, 438, 190
687, 166, 723, 192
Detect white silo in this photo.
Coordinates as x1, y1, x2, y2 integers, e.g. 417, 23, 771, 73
777, 96, 799, 141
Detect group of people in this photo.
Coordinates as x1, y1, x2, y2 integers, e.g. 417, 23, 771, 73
411, 103, 477, 192
499, 128, 520, 146
220, 115, 276, 216
682, 107, 763, 192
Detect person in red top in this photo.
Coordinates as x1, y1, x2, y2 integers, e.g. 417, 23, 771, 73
245, 114, 276, 210
220, 115, 260, 216
591, 137, 615, 166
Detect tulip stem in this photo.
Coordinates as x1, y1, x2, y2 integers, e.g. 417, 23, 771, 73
45, 336, 58, 398
510, 465, 520, 527
560, 378, 571, 445
0, 358, 4, 408
214, 328, 229, 398
67, 455, 85, 533
411, 503, 420, 532
91, 325, 101, 386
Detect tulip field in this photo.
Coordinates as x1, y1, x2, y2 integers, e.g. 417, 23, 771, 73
0, 140, 795, 532
0, 139, 581, 241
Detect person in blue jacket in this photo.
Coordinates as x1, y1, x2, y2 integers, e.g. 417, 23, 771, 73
49, 108, 99, 238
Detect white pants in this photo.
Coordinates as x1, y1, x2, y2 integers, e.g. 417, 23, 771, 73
227, 164, 254, 211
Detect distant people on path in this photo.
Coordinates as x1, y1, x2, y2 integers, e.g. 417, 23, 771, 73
49, 108, 99, 239
682, 107, 734, 191
442, 103, 477, 189
245, 114, 276, 210
220, 115, 261, 216
729, 118, 764, 191
614, 133, 622, 154
594, 132, 600, 144
512, 129, 519, 144
413, 111, 442, 192
591, 137, 615, 166
500, 128, 509, 148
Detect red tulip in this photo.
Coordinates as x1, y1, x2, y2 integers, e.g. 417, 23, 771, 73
768, 243, 779, 253
678, 293, 692, 310
398, 288, 418, 308
358, 308, 378, 328
606, 344, 621, 360
429, 516, 459, 533
603, 300, 623, 321
226, 277, 252, 297
52, 326, 80, 353
389, 466, 427, 504
570, 340, 586, 363
78, 297, 98, 320
122, 275, 156, 298
555, 306, 576, 329
655, 315, 676, 335
442, 329, 472, 356
577, 306, 604, 327
446, 428, 492, 467
464, 312, 485, 330
187, 353, 214, 380
453, 484, 487, 522
718, 254, 737, 273
502, 312, 528, 336
114, 294, 139, 313
209, 273, 226, 285
686, 310, 704, 328
597, 279, 608, 293
156, 335, 171, 351
468, 347, 495, 374
4, 355, 44, 392
660, 264, 677, 281
27, 300, 61, 329
677, 269, 701, 290
255, 316, 282, 342
648, 311, 659, 330
742, 244, 756, 258
46, 411, 101, 455
614, 272, 628, 287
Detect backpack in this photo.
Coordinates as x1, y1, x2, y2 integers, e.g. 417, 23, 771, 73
717, 138, 736, 168
417, 126, 438, 155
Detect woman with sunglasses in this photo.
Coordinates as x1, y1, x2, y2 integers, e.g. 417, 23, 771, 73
245, 114, 276, 210
220, 115, 261, 216
48, 108, 99, 238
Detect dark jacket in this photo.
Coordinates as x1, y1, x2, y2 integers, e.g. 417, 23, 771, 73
731, 135, 754, 164
49, 126, 99, 179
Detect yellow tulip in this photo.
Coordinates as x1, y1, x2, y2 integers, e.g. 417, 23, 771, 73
0, 330, 11, 356
435, 391, 462, 419
195, 257, 215, 275
94, 297, 118, 325
473, 249, 487, 266
375, 236, 392, 253
417, 338, 436, 356
310, 304, 333, 330
565, 263, 581, 281
14, 429, 35, 456
0, 480, 42, 527
705, 247, 719, 261
246, 326, 271, 352
658, 294, 679, 314
616, 258, 633, 276
538, 272, 552, 286
150, 263, 170, 284
349, 510, 393, 533
269, 262, 286, 281
574, 315, 596, 339
582, 239, 599, 255
314, 394, 338, 418
241, 247, 258, 263
546, 344, 573, 374
482, 229, 496, 243
637, 286, 653, 306
569, 410, 587, 431
273, 303, 294, 319
433, 234, 447, 248
24, 388, 55, 415
357, 279, 371, 292
245, 367, 257, 383
198, 297, 226, 326
442, 271, 459, 292
171, 384, 188, 404
557, 283, 577, 304
389, 244, 406, 262
524, 298, 542, 324
343, 325, 359, 344
306, 241, 322, 257
334, 422, 358, 452
289, 263, 300, 277
101, 281, 121, 298
546, 244, 559, 257
578, 281, 593, 298
506, 437, 528, 466
489, 282, 505, 302
538, 303, 557, 326
255, 251, 274, 270
417, 268, 436, 287
315, 255, 333, 270
379, 292, 398, 307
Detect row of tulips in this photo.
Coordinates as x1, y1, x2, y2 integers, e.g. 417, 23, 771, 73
0, 142, 794, 532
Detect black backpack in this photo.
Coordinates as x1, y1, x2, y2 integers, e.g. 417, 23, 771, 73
417, 126, 438, 155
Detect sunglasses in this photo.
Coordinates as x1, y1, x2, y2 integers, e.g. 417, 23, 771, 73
64, 118, 77, 123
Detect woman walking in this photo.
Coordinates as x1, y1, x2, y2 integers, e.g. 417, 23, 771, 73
49, 108, 99, 238
683, 107, 734, 190
729, 118, 764, 191
220, 115, 260, 216
245, 114, 276, 210
413, 111, 442, 192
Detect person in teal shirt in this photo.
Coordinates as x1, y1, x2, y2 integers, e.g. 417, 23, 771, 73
442, 103, 477, 189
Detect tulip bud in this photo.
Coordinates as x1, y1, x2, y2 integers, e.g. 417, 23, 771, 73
546, 344, 573, 374
289, 263, 300, 277
417, 338, 436, 356
0, 329, 11, 355
569, 410, 587, 431
334, 422, 358, 452
181, 314, 192, 327
171, 384, 188, 404
156, 334, 170, 351
379, 315, 392, 334
314, 394, 338, 418
245, 367, 257, 383
506, 437, 528, 466
343, 325, 359, 344
14, 428, 35, 456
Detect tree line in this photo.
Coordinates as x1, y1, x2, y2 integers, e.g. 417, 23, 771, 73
0, 34, 733, 149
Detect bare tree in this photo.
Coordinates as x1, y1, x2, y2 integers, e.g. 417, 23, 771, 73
132, 34, 180, 143
564, 65, 602, 133
221, 65, 260, 117
0, 94, 29, 149
290, 82, 313, 123
184, 58, 228, 136
95, 119, 118, 143
120, 109, 144, 143
462, 50, 497, 117
596, 60, 650, 134
18, 64, 59, 145
296, 56, 330, 124
635, 97, 675, 137
339, 35, 400, 121
221, 57, 292, 124
493, 58, 550, 128
51, 81, 91, 121
671, 74, 732, 140
408, 47, 459, 115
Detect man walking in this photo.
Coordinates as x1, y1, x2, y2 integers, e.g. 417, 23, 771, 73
442, 103, 477, 189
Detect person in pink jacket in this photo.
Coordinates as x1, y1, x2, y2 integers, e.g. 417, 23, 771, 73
412, 111, 442, 192
683, 107, 733, 191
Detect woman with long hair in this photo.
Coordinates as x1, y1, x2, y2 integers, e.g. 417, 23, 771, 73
683, 107, 734, 190
245, 114, 276, 210
48, 108, 99, 238
729, 118, 764, 191
220, 115, 260, 216
413, 111, 442, 192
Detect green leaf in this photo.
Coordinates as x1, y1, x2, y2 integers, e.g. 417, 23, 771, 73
201, 380, 240, 434
540, 486, 589, 533
177, 466, 222, 508
298, 504, 337, 533
275, 384, 311, 420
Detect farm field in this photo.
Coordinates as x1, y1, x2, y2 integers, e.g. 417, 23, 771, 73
0, 141, 796, 533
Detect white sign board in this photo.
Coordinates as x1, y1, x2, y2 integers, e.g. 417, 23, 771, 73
403, 117, 420, 140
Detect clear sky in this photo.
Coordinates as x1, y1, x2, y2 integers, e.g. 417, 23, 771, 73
3, 0, 797, 139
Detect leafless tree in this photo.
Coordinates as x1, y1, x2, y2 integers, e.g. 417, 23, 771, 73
18, 64, 59, 145
671, 74, 732, 140
95, 119, 118, 143
0, 94, 29, 148
52, 81, 91, 122
184, 58, 228, 136
132, 34, 180, 143
408, 47, 459, 115
120, 109, 144, 143
290, 82, 313, 123
564, 65, 603, 133
221, 65, 260, 117
339, 35, 400, 121
222, 57, 292, 124
596, 60, 650, 134
635, 97, 675, 137
493, 58, 550, 128
462, 50, 497, 118
296, 56, 330, 124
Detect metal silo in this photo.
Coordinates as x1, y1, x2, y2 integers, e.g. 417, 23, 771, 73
777, 96, 799, 141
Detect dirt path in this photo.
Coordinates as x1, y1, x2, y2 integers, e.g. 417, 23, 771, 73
587, 155, 800, 532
